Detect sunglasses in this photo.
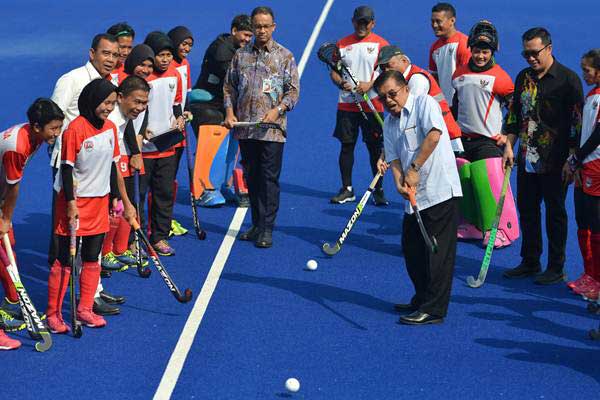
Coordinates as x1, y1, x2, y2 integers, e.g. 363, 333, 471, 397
378, 89, 402, 102
521, 43, 550, 59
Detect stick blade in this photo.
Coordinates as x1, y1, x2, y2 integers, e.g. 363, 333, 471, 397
177, 288, 193, 303
73, 325, 83, 338
137, 265, 151, 278
322, 242, 340, 256
196, 228, 207, 240
466, 275, 484, 288
34, 333, 52, 352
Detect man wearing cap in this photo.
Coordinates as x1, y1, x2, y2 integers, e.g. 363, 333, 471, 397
376, 45, 461, 150
373, 70, 462, 325
429, 2, 470, 152
329, 5, 389, 206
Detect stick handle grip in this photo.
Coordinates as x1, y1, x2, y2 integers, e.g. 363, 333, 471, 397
407, 187, 417, 207
133, 171, 140, 205
69, 221, 77, 257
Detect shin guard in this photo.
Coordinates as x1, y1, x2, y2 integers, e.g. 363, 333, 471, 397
46, 261, 71, 318
114, 217, 131, 255
578, 229, 593, 276
591, 233, 600, 282
78, 262, 100, 312
457, 158, 481, 238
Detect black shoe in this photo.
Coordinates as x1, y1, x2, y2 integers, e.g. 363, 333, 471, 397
255, 230, 273, 248
93, 297, 120, 316
100, 269, 112, 278
534, 269, 566, 285
330, 187, 355, 204
372, 188, 389, 206
239, 226, 260, 241
393, 303, 418, 313
502, 262, 541, 279
99, 291, 126, 305
237, 194, 250, 208
399, 311, 443, 325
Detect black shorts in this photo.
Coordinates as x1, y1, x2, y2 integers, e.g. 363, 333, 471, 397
461, 135, 503, 162
333, 110, 384, 144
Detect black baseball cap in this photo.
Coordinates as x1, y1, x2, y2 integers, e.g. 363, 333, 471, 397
376, 45, 405, 66
353, 6, 374, 21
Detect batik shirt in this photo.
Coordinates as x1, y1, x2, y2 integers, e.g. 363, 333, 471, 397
224, 39, 299, 143
507, 59, 583, 174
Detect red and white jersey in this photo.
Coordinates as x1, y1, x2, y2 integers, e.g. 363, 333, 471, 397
109, 65, 127, 86
0, 123, 43, 200
581, 87, 600, 195
142, 66, 183, 157
452, 63, 513, 139
429, 31, 471, 104
172, 58, 192, 106
55, 116, 119, 198
337, 32, 388, 113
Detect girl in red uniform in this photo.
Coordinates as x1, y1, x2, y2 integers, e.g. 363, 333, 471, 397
566, 49, 600, 300
47, 79, 121, 331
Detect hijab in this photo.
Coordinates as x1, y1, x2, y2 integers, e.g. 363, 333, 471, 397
77, 79, 117, 129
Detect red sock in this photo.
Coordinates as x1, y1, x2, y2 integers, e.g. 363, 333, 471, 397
46, 260, 71, 318
102, 215, 120, 256
78, 261, 100, 312
591, 233, 600, 282
578, 229, 593, 276
0, 262, 17, 303
114, 217, 131, 255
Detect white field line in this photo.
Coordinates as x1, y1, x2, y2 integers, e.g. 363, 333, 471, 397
153, 1, 334, 398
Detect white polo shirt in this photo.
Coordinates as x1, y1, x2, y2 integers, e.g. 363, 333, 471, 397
384, 93, 462, 214
49, 61, 103, 168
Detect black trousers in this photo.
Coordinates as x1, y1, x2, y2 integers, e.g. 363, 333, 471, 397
516, 169, 567, 270
574, 187, 600, 233
239, 139, 284, 232
402, 198, 459, 317
139, 155, 177, 243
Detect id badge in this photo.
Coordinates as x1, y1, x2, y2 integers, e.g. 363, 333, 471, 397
262, 78, 272, 93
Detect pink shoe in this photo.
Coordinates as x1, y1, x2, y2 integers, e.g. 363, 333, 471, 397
458, 223, 482, 240
483, 229, 511, 249
582, 284, 600, 301
0, 329, 21, 350
567, 273, 592, 290
46, 314, 70, 334
573, 277, 600, 295
77, 309, 106, 328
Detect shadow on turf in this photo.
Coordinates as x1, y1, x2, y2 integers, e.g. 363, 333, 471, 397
475, 338, 600, 383
222, 272, 396, 329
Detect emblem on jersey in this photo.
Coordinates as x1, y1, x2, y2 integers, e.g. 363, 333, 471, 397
83, 141, 94, 152
346, 45, 353, 51
169, 83, 175, 91
448, 47, 454, 55
593, 100, 598, 109
480, 80, 490, 88
2, 131, 11, 140
586, 177, 592, 188
367, 47, 375, 54
459, 76, 465, 82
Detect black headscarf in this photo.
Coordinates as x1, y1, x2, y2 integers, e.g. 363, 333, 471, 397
168, 26, 194, 63
144, 31, 174, 57
124, 44, 155, 75
77, 79, 117, 129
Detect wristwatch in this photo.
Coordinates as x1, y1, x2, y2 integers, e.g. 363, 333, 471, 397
277, 106, 285, 116
410, 162, 421, 172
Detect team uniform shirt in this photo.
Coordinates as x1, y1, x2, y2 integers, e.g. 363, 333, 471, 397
581, 87, 600, 195
109, 64, 127, 86
108, 108, 146, 177
405, 64, 462, 143
384, 93, 462, 214
429, 31, 471, 105
452, 63, 514, 140
337, 32, 388, 113
142, 65, 183, 158
50, 62, 103, 168
0, 124, 44, 201
54, 116, 119, 236
171, 58, 192, 149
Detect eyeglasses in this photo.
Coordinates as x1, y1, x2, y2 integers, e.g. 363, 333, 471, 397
378, 89, 400, 102
521, 43, 550, 59
253, 24, 274, 31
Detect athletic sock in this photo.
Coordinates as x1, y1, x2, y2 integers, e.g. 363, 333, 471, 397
46, 260, 71, 318
114, 217, 131, 255
78, 262, 100, 312
102, 215, 120, 256
590, 233, 600, 282
0, 258, 17, 303
578, 229, 593, 276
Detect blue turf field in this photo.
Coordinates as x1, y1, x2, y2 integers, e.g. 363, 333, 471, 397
2, 0, 600, 398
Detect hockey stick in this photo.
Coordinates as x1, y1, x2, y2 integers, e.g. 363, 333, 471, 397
467, 165, 512, 288
131, 220, 192, 303
322, 172, 382, 256
407, 187, 438, 254
133, 171, 151, 278
184, 128, 207, 240
68, 220, 82, 338
0, 235, 52, 352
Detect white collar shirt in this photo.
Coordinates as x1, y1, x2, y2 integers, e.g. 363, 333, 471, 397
383, 93, 462, 214
49, 61, 103, 168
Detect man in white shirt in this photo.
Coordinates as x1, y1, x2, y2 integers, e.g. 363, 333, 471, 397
374, 70, 462, 325
49, 33, 122, 316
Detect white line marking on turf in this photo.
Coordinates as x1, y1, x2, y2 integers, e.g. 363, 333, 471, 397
154, 1, 334, 398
